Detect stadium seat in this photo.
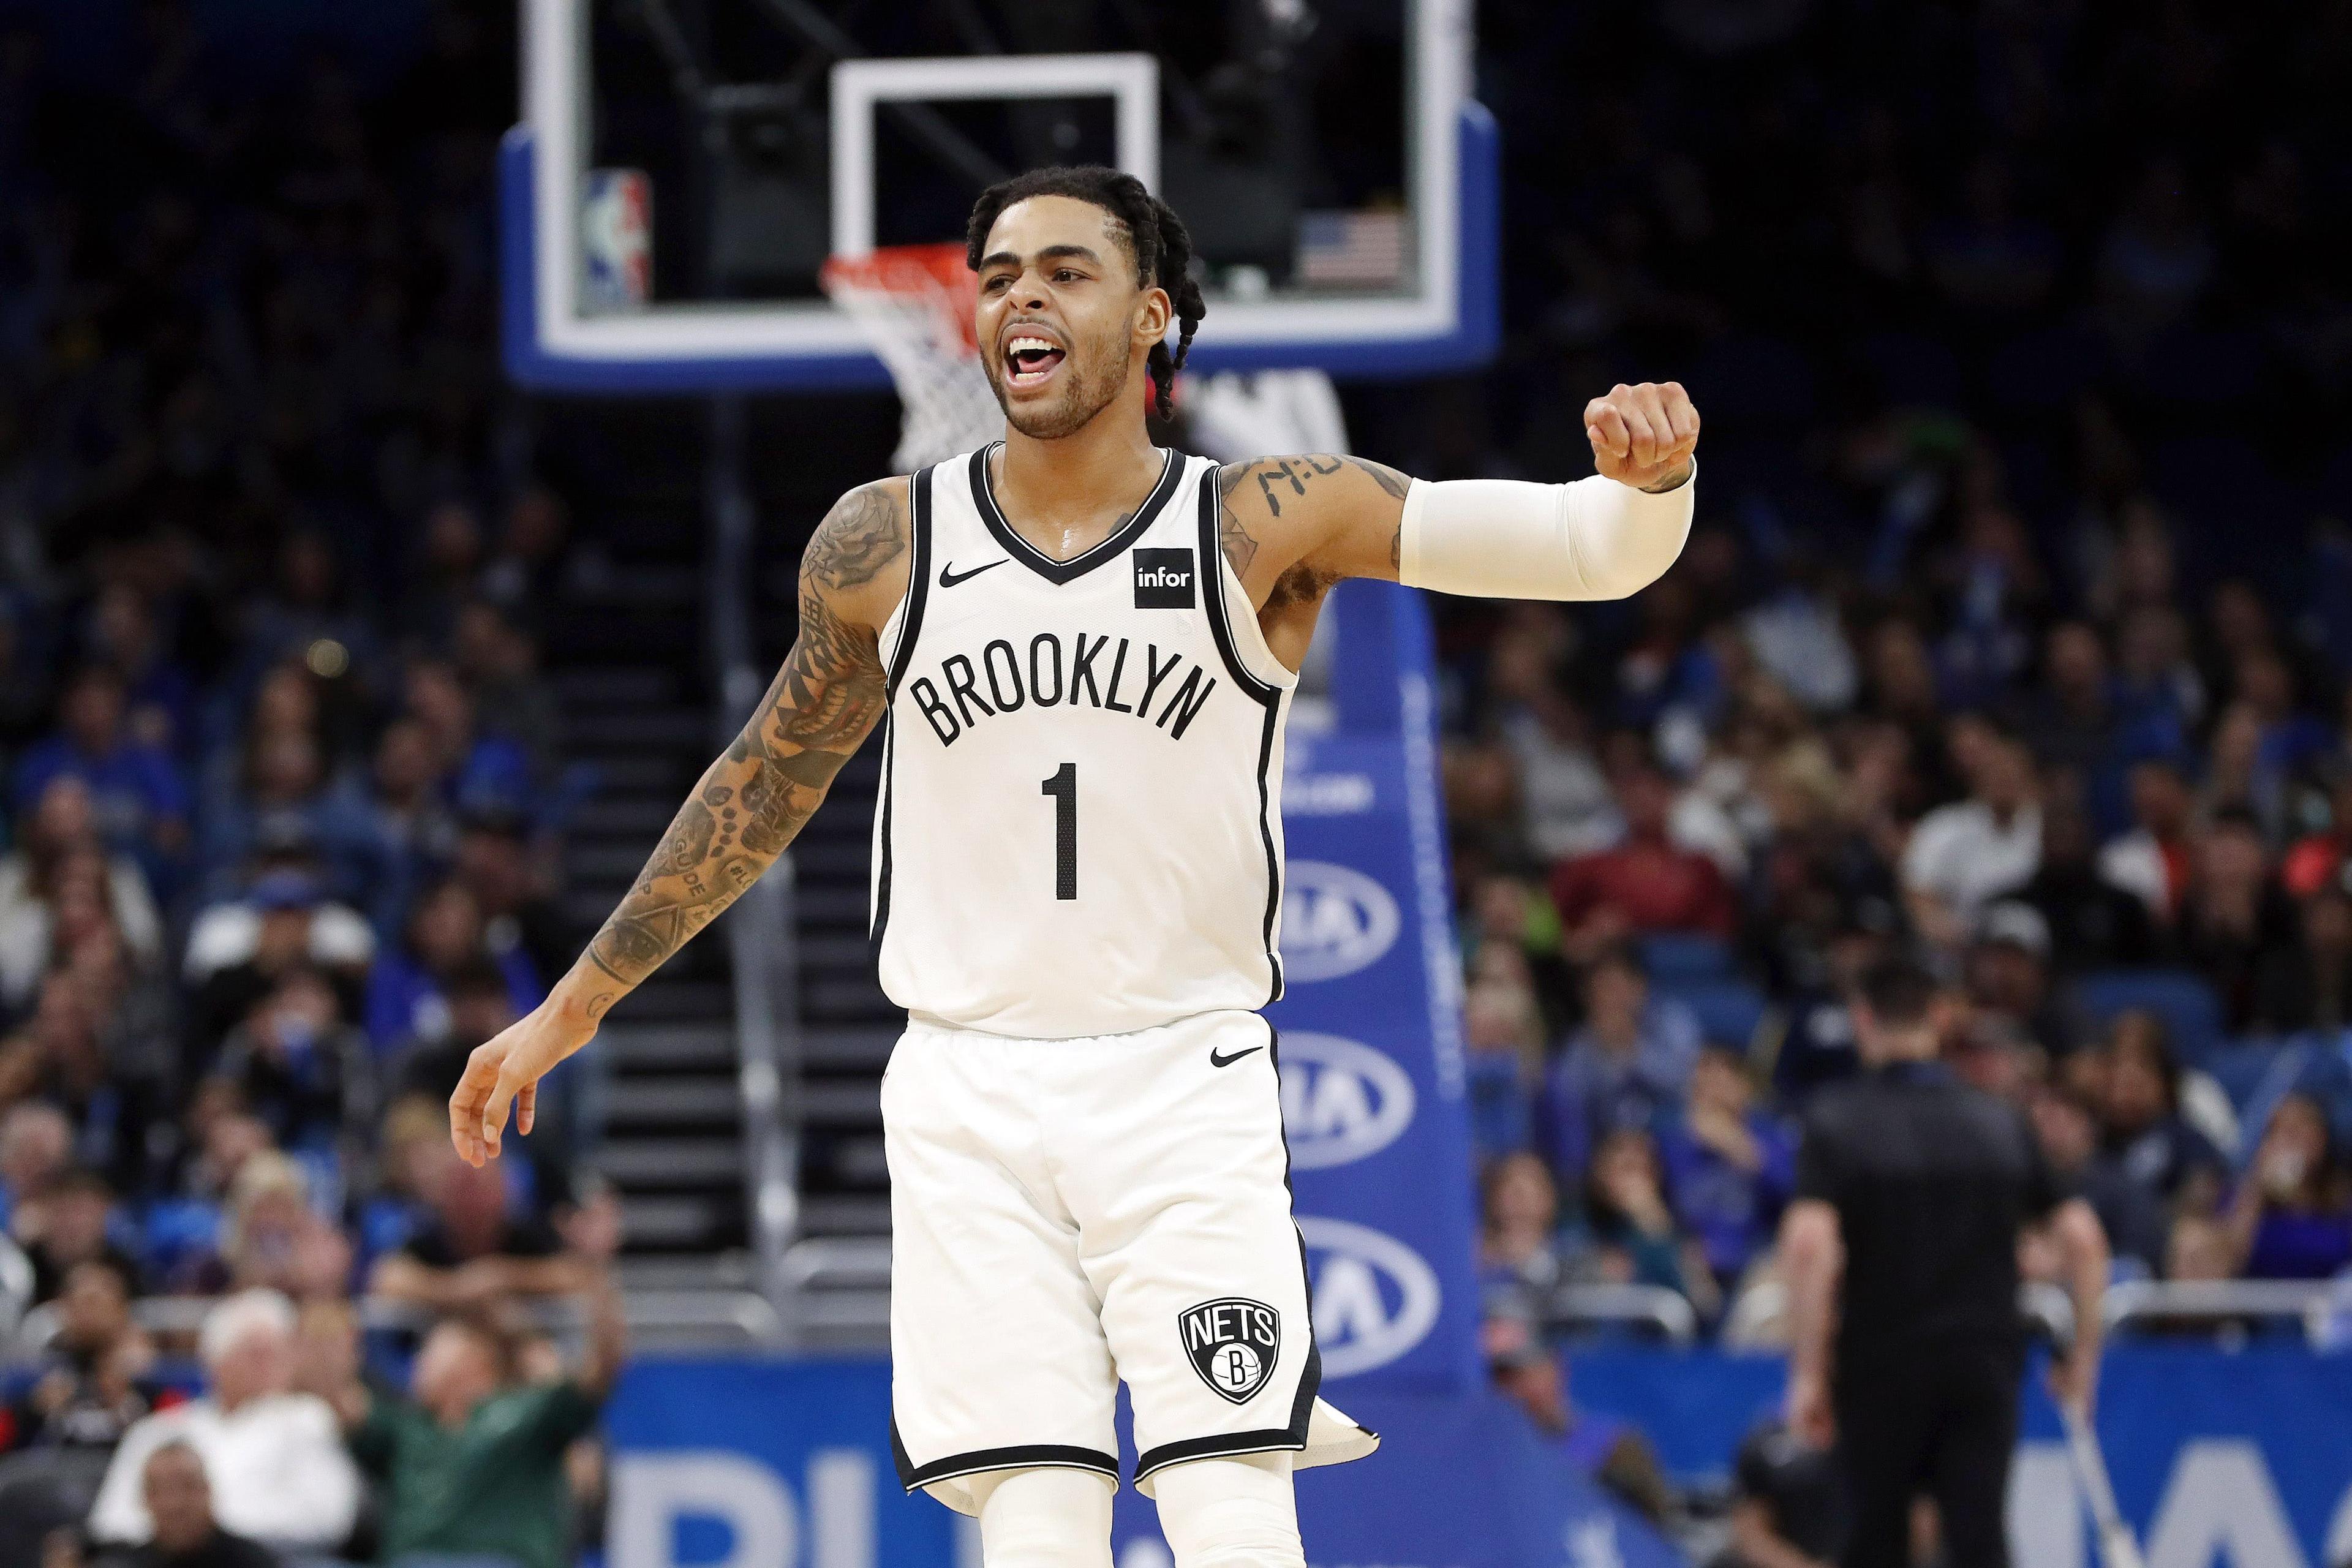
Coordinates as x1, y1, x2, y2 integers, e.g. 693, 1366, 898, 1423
1636, 933, 1733, 985
1664, 981, 1770, 1051
2073, 970, 2225, 1063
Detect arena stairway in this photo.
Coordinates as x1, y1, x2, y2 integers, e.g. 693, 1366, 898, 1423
537, 401, 748, 1283
537, 391, 906, 1327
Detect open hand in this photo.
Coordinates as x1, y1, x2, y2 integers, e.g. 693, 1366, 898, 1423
1585, 382, 1700, 492
450, 994, 601, 1165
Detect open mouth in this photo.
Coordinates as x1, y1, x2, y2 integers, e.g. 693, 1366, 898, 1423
1003, 332, 1068, 387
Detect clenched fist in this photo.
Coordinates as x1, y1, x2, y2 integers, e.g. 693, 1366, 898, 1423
1585, 382, 1700, 492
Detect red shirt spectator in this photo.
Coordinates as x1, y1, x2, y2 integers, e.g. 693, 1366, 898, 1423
1550, 766, 1736, 948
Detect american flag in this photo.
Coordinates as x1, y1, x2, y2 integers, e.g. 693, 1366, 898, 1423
1297, 211, 1410, 290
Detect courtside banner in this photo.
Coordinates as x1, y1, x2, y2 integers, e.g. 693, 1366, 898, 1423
604, 1360, 1685, 1568
1571, 1344, 2352, 1568
1268, 581, 1485, 1397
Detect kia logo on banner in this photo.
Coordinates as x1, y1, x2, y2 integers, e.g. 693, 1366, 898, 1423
1278, 1033, 1417, 1168
1279, 862, 1402, 982
1300, 1216, 1441, 1377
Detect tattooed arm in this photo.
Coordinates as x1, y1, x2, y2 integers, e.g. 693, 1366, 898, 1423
450, 480, 910, 1166
1216, 382, 1700, 669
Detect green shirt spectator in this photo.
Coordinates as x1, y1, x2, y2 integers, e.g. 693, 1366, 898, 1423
339, 1258, 625, 1568
349, 1377, 603, 1568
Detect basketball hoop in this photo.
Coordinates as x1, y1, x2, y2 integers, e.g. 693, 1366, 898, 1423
820, 243, 1004, 472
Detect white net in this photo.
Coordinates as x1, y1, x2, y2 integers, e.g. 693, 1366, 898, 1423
820, 243, 1005, 472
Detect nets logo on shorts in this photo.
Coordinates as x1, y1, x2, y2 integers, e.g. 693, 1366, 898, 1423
1133, 548, 1196, 608
1178, 1297, 1281, 1404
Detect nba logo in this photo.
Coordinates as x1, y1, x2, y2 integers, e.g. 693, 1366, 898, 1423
581, 168, 652, 314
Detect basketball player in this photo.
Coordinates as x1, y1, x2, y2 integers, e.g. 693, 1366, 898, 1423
450, 166, 1700, 1567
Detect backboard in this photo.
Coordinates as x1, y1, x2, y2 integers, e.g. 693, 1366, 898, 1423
502, 0, 1497, 393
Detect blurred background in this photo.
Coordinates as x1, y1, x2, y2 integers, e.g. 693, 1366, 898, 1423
1, 0, 2350, 1565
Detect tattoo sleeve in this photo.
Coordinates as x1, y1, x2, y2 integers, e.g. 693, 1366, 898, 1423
584, 484, 903, 990
1216, 453, 1414, 589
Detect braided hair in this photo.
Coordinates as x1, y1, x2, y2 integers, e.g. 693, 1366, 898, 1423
965, 165, 1207, 420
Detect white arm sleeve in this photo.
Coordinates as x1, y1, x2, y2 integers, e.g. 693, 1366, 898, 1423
1396, 466, 1694, 601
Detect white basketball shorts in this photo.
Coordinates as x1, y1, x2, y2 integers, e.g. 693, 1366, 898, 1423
881, 1008, 1379, 1514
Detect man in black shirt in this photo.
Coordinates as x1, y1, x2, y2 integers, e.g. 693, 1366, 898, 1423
1780, 957, 2108, 1568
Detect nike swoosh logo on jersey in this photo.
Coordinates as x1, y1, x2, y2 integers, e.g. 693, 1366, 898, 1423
1208, 1044, 1264, 1068
938, 559, 1006, 588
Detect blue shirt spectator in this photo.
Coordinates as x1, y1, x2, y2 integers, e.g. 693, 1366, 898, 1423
15, 667, 191, 886
363, 878, 542, 1054
1544, 950, 1702, 1183
1660, 1049, 1795, 1286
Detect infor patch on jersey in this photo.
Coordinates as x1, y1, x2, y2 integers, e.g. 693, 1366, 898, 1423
1180, 1296, 1281, 1403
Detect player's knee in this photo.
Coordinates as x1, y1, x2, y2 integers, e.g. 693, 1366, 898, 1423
1151, 1453, 1307, 1568
971, 1466, 1116, 1568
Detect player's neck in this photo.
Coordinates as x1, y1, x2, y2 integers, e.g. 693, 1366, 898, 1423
994, 395, 1162, 543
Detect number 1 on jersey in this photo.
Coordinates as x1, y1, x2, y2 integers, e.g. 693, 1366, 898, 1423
1040, 763, 1077, 900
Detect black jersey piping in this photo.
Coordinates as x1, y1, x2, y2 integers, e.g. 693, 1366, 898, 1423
870, 465, 935, 951
968, 442, 1183, 584
1198, 467, 1287, 1003
891, 1420, 1120, 1496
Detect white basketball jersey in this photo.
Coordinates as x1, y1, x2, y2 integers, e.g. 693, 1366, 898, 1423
870, 445, 1297, 1039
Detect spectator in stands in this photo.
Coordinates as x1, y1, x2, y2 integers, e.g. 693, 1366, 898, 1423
2017, 788, 2157, 973
1549, 760, 1736, 957
1544, 948, 1702, 1182
390, 957, 519, 1107
1708, 1419, 1845, 1568
1964, 902, 2089, 1057
211, 967, 375, 1159
2252, 880, 2352, 1034
88, 1290, 361, 1555
401, 501, 488, 650
2, 1257, 158, 1454
237, 533, 382, 706
480, 484, 575, 631
1480, 1151, 1566, 1305
0, 778, 165, 1013
333, 717, 458, 940
9, 1167, 141, 1305
193, 728, 344, 905
182, 859, 375, 1063
0, 1099, 72, 1229
2222, 1093, 2352, 1281
1487, 619, 1621, 861
1661, 1047, 1795, 1292
2173, 809, 2297, 1029
1900, 717, 2041, 951
2098, 759, 2197, 925
364, 878, 540, 1055
402, 660, 532, 820
453, 601, 562, 786
12, 666, 190, 882
201, 1153, 353, 1302
1570, 1128, 1721, 1317
2029, 1084, 2167, 1277
453, 809, 570, 992
88, 584, 197, 763
110, 1441, 282, 1568
1463, 976, 1544, 1163
336, 1270, 625, 1568
366, 1140, 603, 1308
2096, 1013, 2227, 1215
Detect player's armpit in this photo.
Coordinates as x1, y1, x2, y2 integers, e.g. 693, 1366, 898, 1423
582, 479, 908, 990
1213, 454, 1414, 607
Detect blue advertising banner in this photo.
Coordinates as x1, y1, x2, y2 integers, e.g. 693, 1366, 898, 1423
1266, 580, 1485, 1400
1570, 1345, 2352, 1568
605, 1358, 1684, 1568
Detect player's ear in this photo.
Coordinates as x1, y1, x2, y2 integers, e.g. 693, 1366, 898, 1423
1134, 284, 1172, 350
